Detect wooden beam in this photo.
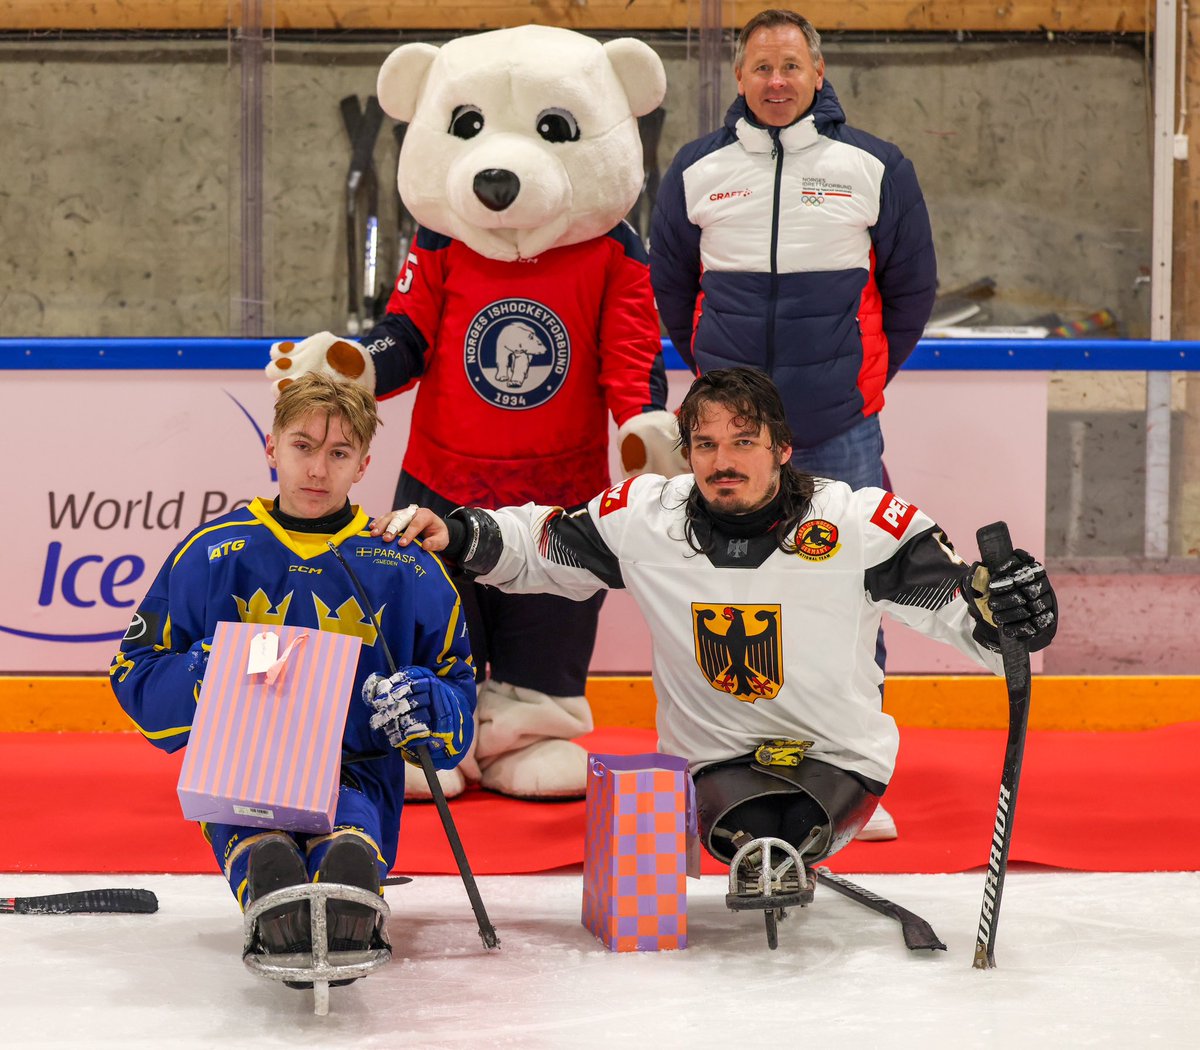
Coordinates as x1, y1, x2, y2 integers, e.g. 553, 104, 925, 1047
0, 2, 1150, 34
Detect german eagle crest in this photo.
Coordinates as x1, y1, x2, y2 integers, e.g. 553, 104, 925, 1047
692, 603, 783, 702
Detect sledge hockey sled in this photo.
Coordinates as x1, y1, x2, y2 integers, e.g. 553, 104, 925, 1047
243, 882, 392, 1015
725, 834, 815, 951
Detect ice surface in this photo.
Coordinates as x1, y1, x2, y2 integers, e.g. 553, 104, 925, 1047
3, 871, 1195, 1048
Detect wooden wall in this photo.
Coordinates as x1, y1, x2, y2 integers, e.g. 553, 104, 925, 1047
0, 2, 1150, 34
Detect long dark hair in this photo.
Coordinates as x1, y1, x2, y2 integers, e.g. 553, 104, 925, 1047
677, 368, 817, 554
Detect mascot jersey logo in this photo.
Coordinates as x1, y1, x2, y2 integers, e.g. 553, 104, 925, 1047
693, 603, 783, 702
464, 298, 571, 410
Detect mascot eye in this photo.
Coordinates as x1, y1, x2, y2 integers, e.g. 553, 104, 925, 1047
535, 108, 579, 144
449, 105, 485, 140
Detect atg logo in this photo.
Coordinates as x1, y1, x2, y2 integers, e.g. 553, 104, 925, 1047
462, 298, 570, 410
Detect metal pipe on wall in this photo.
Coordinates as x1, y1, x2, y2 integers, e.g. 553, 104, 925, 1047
696, 0, 725, 137
235, 0, 269, 338
1147, 0, 1179, 557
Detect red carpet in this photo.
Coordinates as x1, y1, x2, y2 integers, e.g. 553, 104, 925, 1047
2, 724, 1196, 875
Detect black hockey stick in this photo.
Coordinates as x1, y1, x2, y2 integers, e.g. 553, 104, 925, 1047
392, 122, 418, 292
340, 95, 385, 335
972, 520, 1032, 969
1, 888, 158, 915
814, 868, 946, 951
326, 542, 500, 950
633, 106, 666, 245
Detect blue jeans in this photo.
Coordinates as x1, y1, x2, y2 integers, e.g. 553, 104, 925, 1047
788, 413, 884, 490
789, 414, 888, 677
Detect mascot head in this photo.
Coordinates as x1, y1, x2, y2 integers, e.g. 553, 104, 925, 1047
377, 25, 666, 262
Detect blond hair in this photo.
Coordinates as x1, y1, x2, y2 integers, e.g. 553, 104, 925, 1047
272, 372, 379, 453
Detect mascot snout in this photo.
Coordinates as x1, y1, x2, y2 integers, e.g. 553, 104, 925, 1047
473, 169, 521, 212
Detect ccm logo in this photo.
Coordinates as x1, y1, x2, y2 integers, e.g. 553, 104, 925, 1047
870, 494, 917, 538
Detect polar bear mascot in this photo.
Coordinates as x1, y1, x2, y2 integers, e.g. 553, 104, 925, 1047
265, 25, 683, 800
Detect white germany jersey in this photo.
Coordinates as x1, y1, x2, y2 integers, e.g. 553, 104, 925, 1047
476, 474, 1004, 786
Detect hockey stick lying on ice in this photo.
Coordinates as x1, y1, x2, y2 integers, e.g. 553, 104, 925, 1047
814, 869, 946, 951
1, 889, 158, 915
972, 520, 1032, 970
327, 542, 500, 951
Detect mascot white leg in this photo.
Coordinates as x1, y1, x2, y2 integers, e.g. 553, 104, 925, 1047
403, 715, 481, 801
474, 681, 593, 799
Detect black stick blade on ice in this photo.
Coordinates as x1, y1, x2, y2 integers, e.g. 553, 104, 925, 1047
0, 888, 159, 915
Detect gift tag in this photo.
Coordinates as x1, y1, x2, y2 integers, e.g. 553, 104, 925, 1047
246, 630, 279, 674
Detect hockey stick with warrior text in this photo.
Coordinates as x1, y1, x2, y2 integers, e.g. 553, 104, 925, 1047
972, 520, 1032, 969
327, 542, 500, 950
1, 888, 158, 915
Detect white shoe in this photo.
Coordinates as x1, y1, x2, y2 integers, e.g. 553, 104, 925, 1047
478, 738, 589, 799
403, 766, 467, 801
855, 803, 898, 842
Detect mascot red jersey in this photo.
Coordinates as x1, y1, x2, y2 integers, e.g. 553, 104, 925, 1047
265, 25, 681, 800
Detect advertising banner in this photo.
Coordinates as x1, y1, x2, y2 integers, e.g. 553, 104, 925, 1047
0, 370, 411, 672
0, 354, 1046, 675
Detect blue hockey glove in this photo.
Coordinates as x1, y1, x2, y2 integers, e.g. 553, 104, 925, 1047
186, 636, 214, 678
963, 549, 1058, 653
362, 666, 466, 768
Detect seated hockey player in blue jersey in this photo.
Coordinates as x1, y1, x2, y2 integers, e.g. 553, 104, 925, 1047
376, 367, 1057, 897
109, 372, 475, 983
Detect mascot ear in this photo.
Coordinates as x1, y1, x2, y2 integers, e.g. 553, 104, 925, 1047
377, 42, 440, 122
602, 38, 667, 118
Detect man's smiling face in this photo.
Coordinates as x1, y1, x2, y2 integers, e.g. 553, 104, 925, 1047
735, 24, 825, 128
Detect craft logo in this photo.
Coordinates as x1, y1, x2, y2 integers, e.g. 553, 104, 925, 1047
794, 518, 840, 561
463, 298, 570, 411
4, 391, 269, 646
800, 177, 854, 206
692, 602, 783, 703
709, 188, 752, 202
870, 493, 917, 539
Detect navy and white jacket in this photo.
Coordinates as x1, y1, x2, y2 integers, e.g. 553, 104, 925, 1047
649, 84, 936, 449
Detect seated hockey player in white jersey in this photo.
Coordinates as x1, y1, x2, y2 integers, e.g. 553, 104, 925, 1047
110, 372, 475, 991
377, 366, 1057, 889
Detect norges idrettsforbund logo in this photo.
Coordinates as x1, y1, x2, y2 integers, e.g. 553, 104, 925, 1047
463, 298, 571, 410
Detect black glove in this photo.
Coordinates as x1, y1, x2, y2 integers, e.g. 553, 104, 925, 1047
962, 550, 1057, 652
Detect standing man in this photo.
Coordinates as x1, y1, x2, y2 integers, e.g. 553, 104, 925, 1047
380, 368, 1057, 878
649, 10, 938, 838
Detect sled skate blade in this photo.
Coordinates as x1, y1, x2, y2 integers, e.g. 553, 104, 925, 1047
243, 882, 391, 1015
725, 836, 815, 949
725, 835, 814, 909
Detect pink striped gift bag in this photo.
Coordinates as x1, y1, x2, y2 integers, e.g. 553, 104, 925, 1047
177, 621, 363, 833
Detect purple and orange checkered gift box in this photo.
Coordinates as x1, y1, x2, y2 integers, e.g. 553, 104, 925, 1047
582, 752, 700, 952
177, 621, 362, 833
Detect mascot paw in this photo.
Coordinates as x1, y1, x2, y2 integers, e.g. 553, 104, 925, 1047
617, 409, 689, 479
264, 331, 375, 394
479, 739, 589, 800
